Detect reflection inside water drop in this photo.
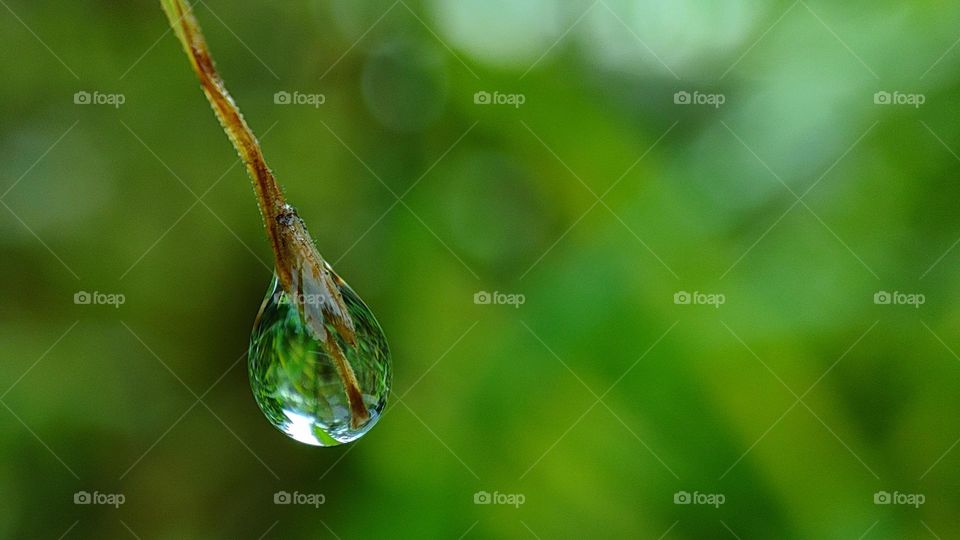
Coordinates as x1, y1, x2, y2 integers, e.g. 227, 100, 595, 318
248, 273, 391, 446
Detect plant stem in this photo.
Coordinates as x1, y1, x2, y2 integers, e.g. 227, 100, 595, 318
159, 0, 370, 428
159, 0, 286, 253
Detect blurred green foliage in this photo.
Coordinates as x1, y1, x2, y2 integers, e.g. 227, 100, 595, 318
2, 0, 960, 538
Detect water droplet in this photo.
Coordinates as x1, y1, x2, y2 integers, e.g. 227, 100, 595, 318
248, 271, 391, 446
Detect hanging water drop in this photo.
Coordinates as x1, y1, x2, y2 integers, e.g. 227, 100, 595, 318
159, 0, 392, 445
249, 271, 390, 446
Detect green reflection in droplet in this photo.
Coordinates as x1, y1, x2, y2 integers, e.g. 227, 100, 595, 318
248, 273, 391, 446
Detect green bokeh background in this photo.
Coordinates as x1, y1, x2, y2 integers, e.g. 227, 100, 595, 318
2, 0, 960, 538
